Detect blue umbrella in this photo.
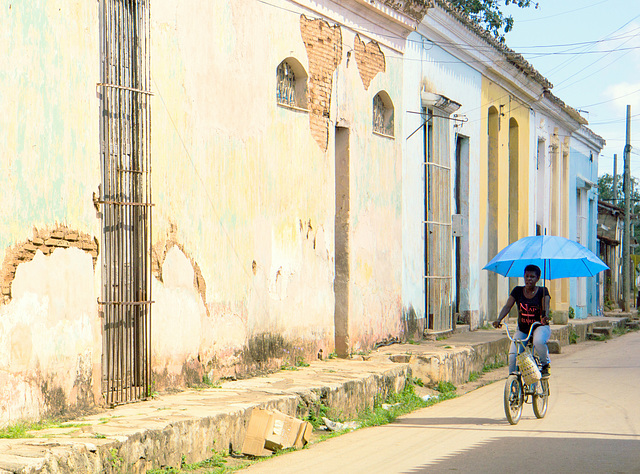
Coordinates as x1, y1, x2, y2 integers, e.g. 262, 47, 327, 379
483, 235, 609, 280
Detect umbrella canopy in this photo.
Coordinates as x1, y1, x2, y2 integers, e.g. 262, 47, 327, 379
483, 235, 609, 280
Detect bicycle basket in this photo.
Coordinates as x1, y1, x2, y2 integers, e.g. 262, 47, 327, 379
516, 351, 541, 385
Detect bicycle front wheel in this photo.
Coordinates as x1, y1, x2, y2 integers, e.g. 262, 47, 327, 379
504, 374, 523, 425
533, 378, 549, 418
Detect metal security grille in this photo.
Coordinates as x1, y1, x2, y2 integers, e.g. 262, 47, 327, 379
424, 108, 453, 333
99, 0, 152, 406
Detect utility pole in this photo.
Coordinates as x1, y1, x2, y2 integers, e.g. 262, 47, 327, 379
613, 154, 619, 205
623, 105, 631, 311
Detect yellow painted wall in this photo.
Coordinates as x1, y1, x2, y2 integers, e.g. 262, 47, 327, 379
479, 78, 530, 318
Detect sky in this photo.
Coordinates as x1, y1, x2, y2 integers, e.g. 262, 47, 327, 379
500, 0, 640, 180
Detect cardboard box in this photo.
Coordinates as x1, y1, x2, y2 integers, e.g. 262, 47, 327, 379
242, 408, 313, 456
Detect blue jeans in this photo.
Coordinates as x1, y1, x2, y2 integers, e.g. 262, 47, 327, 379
508, 325, 551, 373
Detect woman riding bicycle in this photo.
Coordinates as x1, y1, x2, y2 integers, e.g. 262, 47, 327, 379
493, 264, 551, 377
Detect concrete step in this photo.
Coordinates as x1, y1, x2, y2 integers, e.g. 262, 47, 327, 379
547, 340, 561, 354
626, 321, 640, 330
592, 326, 613, 336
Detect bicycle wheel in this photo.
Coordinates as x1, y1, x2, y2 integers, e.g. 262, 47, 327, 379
504, 374, 523, 425
533, 378, 549, 418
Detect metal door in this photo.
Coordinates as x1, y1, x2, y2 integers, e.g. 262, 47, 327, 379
99, 0, 152, 406
424, 109, 453, 332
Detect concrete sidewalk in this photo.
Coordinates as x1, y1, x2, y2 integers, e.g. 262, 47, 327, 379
0, 316, 631, 474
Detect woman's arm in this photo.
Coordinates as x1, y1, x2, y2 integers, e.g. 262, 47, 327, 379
541, 294, 551, 324
493, 295, 516, 328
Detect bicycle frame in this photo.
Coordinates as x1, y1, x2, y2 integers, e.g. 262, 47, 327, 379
502, 321, 549, 424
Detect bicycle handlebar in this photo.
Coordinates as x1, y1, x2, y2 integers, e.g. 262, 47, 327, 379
503, 321, 543, 343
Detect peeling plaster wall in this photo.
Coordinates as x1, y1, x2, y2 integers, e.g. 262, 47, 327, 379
0, 0, 410, 424
151, 0, 404, 368
0, 0, 101, 426
0, 248, 101, 426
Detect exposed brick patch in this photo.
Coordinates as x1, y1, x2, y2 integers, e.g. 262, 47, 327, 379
1, 225, 99, 304
152, 225, 208, 316
354, 35, 386, 90
300, 15, 343, 151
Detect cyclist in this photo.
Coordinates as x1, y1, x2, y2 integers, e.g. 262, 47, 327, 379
493, 264, 551, 377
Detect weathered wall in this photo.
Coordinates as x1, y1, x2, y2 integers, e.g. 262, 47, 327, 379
149, 0, 405, 382
531, 109, 572, 312
0, 0, 411, 424
0, 0, 102, 426
402, 28, 483, 332
479, 78, 531, 323
569, 127, 602, 318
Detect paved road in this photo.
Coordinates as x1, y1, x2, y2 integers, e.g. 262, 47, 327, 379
244, 331, 640, 473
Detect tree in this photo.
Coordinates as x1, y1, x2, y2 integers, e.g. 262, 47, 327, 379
449, 0, 538, 41
599, 173, 640, 253
598, 173, 622, 203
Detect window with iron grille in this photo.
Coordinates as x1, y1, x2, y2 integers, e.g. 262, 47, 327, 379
277, 58, 308, 110
373, 92, 394, 137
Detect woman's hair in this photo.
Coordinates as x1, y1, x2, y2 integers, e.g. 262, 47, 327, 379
524, 264, 541, 278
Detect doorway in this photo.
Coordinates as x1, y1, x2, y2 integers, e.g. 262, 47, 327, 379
334, 126, 350, 356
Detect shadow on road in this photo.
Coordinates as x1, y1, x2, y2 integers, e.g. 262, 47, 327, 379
403, 436, 640, 473
393, 417, 504, 426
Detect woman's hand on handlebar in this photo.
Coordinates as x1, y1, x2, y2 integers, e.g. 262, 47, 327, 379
492, 320, 502, 329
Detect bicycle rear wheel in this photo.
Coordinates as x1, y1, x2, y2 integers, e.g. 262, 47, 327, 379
533, 378, 549, 418
504, 374, 523, 425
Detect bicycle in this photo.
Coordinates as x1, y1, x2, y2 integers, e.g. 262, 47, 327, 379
501, 321, 550, 425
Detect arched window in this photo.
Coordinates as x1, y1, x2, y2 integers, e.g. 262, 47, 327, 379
276, 58, 308, 110
373, 91, 394, 137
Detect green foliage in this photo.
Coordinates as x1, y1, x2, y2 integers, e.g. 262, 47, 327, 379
109, 448, 123, 472
146, 450, 236, 474
0, 419, 78, 439
358, 381, 440, 428
0, 422, 36, 439
568, 306, 575, 319
482, 358, 506, 372
569, 330, 578, 344
304, 401, 330, 428
468, 372, 480, 382
201, 374, 222, 388
448, 0, 538, 41
435, 381, 457, 397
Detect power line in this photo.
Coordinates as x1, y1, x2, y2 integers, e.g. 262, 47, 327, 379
577, 87, 640, 109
